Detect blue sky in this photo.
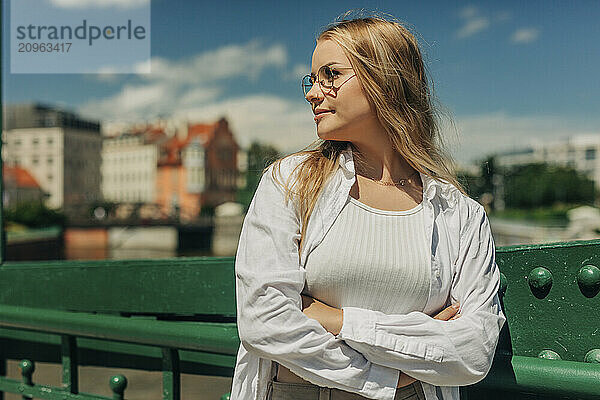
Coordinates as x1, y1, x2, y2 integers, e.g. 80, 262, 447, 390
2, 0, 599, 164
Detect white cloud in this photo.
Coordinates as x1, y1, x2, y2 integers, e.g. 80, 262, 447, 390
456, 17, 490, 39
79, 82, 172, 121
78, 40, 289, 123
450, 111, 597, 164
93, 40, 287, 85
456, 6, 490, 39
510, 28, 540, 44
178, 87, 223, 107
144, 40, 287, 85
283, 63, 309, 82
49, 0, 149, 9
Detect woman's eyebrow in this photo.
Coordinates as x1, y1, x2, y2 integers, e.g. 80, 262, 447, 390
310, 61, 341, 75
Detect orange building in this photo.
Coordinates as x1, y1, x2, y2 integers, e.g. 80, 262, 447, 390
156, 118, 239, 222
3, 165, 47, 207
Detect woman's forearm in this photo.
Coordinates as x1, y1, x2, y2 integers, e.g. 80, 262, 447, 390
300, 295, 416, 388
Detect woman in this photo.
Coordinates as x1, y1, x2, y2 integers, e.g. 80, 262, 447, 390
231, 13, 506, 400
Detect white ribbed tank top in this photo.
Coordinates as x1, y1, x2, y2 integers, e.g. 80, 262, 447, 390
302, 195, 431, 315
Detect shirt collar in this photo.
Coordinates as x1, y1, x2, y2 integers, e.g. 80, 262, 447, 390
338, 142, 446, 202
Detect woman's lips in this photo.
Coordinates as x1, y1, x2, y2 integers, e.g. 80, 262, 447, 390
314, 110, 335, 122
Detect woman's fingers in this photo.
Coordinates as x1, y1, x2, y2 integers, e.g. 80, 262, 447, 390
433, 302, 460, 321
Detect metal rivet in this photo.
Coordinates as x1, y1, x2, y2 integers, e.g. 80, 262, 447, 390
528, 267, 552, 298
577, 265, 600, 298
538, 349, 561, 360
584, 349, 600, 363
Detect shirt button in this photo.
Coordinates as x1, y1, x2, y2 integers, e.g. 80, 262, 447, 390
435, 270, 440, 278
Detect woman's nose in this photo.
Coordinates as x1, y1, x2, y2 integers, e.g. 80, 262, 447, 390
305, 84, 323, 104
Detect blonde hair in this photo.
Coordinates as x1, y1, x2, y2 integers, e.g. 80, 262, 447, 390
266, 11, 466, 259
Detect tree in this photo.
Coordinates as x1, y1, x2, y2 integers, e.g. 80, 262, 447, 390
503, 163, 595, 208
236, 141, 281, 211
4, 201, 66, 228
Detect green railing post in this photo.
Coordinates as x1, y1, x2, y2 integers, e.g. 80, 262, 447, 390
161, 348, 180, 400
19, 359, 34, 400
109, 375, 127, 400
61, 335, 79, 394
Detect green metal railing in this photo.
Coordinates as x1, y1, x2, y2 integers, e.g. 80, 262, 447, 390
0, 239, 599, 399
0, 303, 238, 400
0, 258, 239, 400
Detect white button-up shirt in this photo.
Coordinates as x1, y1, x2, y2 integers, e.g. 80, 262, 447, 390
231, 144, 506, 400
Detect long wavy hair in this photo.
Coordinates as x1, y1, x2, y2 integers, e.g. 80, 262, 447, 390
267, 12, 466, 259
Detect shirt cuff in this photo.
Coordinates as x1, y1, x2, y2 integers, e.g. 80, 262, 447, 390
362, 362, 400, 400
337, 306, 377, 346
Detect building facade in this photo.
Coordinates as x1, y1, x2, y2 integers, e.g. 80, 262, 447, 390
2, 103, 102, 216
102, 133, 160, 203
157, 118, 239, 221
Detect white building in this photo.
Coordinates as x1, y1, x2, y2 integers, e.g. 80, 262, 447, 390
2, 103, 102, 213
101, 133, 159, 203
496, 134, 600, 187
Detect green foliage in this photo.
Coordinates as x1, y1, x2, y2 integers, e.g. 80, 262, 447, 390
236, 141, 280, 212
459, 157, 596, 211
490, 204, 577, 225
503, 163, 595, 208
4, 201, 66, 228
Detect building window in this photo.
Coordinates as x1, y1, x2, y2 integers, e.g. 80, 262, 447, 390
47, 174, 53, 181
32, 138, 39, 146
47, 137, 54, 145
585, 148, 596, 160
32, 157, 39, 165
14, 139, 21, 146
47, 157, 53, 165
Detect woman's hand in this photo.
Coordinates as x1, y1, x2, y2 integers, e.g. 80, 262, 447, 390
398, 302, 461, 387
301, 294, 343, 335
300, 295, 461, 389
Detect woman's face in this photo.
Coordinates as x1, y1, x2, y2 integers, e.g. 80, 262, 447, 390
306, 39, 379, 142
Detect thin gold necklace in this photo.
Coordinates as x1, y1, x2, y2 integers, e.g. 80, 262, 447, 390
357, 170, 419, 186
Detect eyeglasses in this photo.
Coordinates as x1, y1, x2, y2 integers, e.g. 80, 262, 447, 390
301, 65, 355, 100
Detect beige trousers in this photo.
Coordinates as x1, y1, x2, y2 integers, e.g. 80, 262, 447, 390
267, 379, 426, 400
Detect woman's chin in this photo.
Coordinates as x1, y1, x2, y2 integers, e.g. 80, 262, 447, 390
316, 126, 340, 141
